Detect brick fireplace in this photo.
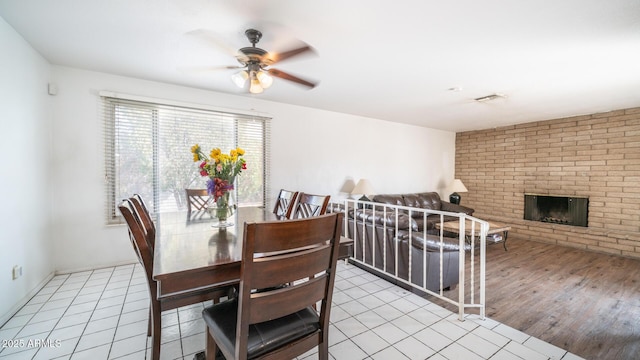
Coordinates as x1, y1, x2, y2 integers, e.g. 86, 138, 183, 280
455, 107, 640, 259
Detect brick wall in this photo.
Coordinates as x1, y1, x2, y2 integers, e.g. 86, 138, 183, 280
456, 107, 640, 259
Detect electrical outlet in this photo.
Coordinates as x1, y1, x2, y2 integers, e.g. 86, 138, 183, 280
12, 265, 22, 280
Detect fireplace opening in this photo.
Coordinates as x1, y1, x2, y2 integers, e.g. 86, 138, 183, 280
524, 194, 588, 227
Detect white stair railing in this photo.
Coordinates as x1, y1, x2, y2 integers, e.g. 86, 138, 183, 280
331, 199, 488, 321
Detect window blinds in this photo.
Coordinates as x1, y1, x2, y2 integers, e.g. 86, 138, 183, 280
102, 94, 271, 224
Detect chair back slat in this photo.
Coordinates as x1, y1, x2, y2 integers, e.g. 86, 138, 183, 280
252, 246, 332, 289
273, 189, 299, 219
252, 216, 336, 254
186, 188, 212, 220
290, 193, 330, 219
249, 276, 328, 324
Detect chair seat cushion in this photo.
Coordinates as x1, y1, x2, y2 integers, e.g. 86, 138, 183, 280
202, 298, 320, 359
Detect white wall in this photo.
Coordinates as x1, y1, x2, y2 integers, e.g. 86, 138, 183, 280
50, 66, 457, 273
0, 17, 54, 323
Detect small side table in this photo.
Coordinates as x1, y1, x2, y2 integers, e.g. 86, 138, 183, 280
435, 220, 511, 251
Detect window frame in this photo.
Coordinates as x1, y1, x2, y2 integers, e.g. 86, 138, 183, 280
102, 93, 271, 224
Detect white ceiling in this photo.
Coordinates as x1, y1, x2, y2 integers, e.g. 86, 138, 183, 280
1, 0, 639, 132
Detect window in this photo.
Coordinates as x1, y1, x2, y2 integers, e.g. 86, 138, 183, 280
103, 95, 271, 224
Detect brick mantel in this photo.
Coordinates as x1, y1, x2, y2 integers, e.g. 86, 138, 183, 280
455, 107, 640, 259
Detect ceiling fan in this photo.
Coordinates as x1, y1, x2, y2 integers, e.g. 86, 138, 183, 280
187, 28, 317, 94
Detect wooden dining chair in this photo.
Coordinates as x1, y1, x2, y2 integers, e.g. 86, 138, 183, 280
119, 199, 231, 360
290, 192, 330, 219
272, 189, 299, 219
202, 212, 344, 360
130, 194, 155, 249
186, 188, 212, 220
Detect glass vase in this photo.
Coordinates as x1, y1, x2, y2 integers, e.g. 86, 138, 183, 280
212, 191, 236, 228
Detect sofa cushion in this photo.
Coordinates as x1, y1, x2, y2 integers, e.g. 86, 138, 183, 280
399, 193, 442, 220
414, 192, 442, 210
351, 209, 418, 231
371, 194, 405, 207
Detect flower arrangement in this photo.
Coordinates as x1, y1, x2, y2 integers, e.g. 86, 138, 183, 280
190, 144, 247, 202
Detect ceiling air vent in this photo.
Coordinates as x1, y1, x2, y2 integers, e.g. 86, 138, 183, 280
474, 93, 506, 102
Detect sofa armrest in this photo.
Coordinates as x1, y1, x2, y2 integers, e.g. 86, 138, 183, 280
398, 230, 471, 252
351, 209, 418, 231
440, 201, 474, 215
326, 202, 346, 213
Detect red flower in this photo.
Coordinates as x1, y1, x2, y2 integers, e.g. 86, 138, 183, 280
242, 162, 247, 170
199, 161, 208, 176
210, 177, 234, 202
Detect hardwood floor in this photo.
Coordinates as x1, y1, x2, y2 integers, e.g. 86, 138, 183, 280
431, 236, 640, 360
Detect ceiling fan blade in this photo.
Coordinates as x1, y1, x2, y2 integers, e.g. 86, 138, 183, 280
268, 68, 316, 88
264, 45, 314, 65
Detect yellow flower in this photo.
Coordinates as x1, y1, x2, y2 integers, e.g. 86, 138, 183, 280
190, 144, 246, 180
209, 148, 220, 163
190, 144, 202, 162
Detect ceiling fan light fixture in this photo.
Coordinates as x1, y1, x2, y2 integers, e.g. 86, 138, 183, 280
231, 70, 248, 88
249, 72, 264, 94
257, 71, 273, 89
191, 28, 316, 94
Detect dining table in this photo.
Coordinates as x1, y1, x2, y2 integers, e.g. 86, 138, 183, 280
152, 207, 353, 298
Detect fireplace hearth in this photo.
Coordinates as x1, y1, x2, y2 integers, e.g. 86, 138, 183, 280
524, 194, 588, 227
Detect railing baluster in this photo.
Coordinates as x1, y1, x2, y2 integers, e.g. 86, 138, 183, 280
423, 211, 427, 290
394, 208, 399, 278
383, 205, 387, 273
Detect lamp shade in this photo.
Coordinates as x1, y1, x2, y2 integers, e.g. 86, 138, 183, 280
231, 70, 248, 88
256, 71, 273, 88
351, 179, 375, 196
249, 73, 264, 94
450, 179, 468, 193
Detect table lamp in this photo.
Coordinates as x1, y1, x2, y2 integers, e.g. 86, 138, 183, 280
449, 179, 468, 205
351, 179, 375, 202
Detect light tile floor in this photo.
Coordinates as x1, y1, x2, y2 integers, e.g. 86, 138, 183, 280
0, 262, 584, 360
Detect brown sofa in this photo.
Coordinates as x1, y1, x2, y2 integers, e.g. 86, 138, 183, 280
372, 192, 475, 231
331, 192, 474, 292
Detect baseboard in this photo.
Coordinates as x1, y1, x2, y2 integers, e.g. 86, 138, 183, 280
0, 271, 55, 328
